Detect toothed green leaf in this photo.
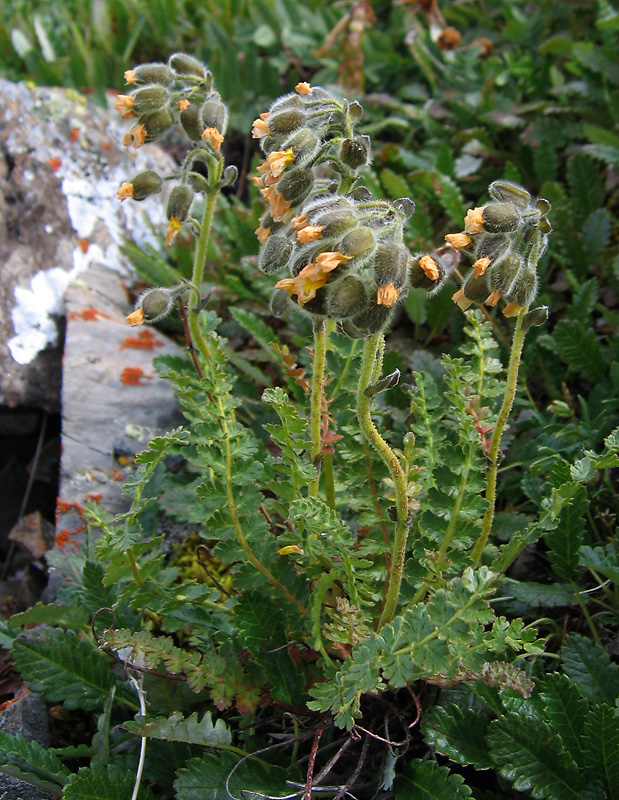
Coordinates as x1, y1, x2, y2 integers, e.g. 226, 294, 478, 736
392, 758, 473, 799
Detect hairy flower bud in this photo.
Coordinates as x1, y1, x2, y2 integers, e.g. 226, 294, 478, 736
130, 170, 163, 200
326, 276, 368, 319
268, 108, 306, 134
180, 103, 204, 140
276, 167, 314, 205
491, 253, 522, 295
340, 135, 371, 168
283, 128, 320, 165
488, 180, 531, 208
522, 305, 549, 330
166, 184, 194, 223
132, 85, 168, 115
259, 235, 294, 275
373, 243, 409, 290
125, 63, 173, 86
168, 52, 207, 78
392, 197, 415, 219
201, 97, 227, 133
408, 253, 445, 292
270, 289, 293, 317
505, 264, 538, 308
462, 270, 491, 304
141, 107, 175, 142
350, 302, 394, 335
482, 202, 522, 233
339, 226, 375, 261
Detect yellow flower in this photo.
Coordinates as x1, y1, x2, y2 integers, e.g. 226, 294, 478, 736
124, 69, 137, 84
485, 289, 501, 307
278, 545, 304, 555
295, 82, 312, 95
297, 225, 324, 243
202, 127, 224, 150
257, 148, 294, 184
502, 301, 522, 318
115, 94, 136, 119
116, 182, 135, 202
445, 232, 472, 250
252, 113, 272, 138
464, 206, 485, 235
126, 308, 145, 326
452, 288, 473, 311
377, 284, 399, 307
122, 123, 147, 149
419, 255, 440, 281
276, 261, 329, 306
472, 256, 491, 278
176, 99, 191, 111
255, 224, 271, 244
166, 217, 183, 246
261, 185, 292, 222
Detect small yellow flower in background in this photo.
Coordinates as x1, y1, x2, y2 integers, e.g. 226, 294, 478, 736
452, 288, 472, 311
202, 127, 224, 150
176, 99, 190, 111
419, 255, 440, 281
502, 301, 522, 318
251, 113, 271, 138
126, 308, 145, 326
255, 224, 271, 244
257, 148, 295, 184
377, 284, 399, 307
166, 217, 183, 246
297, 225, 324, 243
115, 95, 136, 119
124, 69, 137, 84
485, 289, 501, 307
472, 256, 491, 278
464, 206, 485, 235
116, 182, 135, 201
445, 232, 472, 250
278, 545, 304, 556
122, 123, 147, 149
295, 82, 312, 95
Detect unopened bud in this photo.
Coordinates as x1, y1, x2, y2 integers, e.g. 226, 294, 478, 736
220, 165, 238, 188
126, 63, 173, 86
259, 236, 294, 275
522, 305, 548, 330
201, 97, 227, 133
169, 52, 207, 78
130, 170, 163, 200
270, 289, 292, 317
463, 271, 491, 304
132, 85, 168, 115
491, 253, 522, 294
180, 104, 204, 140
408, 253, 445, 291
393, 197, 415, 219
283, 128, 320, 165
476, 232, 511, 263
349, 186, 372, 202
339, 226, 375, 261
141, 107, 175, 142
302, 289, 328, 318
482, 202, 522, 233
340, 135, 371, 168
536, 197, 551, 216
350, 302, 394, 334
276, 167, 314, 205
166, 184, 194, 222
374, 244, 409, 289
505, 265, 538, 308
488, 180, 531, 208
268, 108, 306, 133
347, 100, 364, 123
326, 276, 368, 319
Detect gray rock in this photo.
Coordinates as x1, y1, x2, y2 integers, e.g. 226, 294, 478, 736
0, 78, 173, 413
0, 693, 54, 800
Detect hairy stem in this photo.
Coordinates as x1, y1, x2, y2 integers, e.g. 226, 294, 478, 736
471, 307, 528, 568
357, 334, 409, 628
309, 319, 328, 498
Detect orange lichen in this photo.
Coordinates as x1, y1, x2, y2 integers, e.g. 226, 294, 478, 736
68, 307, 110, 321
46, 157, 62, 172
121, 366, 149, 385
120, 329, 164, 351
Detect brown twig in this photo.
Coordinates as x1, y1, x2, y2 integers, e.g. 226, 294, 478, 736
177, 296, 204, 379
305, 716, 327, 800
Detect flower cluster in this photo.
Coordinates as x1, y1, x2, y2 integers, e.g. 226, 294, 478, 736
253, 84, 446, 336
447, 181, 551, 318
115, 53, 236, 249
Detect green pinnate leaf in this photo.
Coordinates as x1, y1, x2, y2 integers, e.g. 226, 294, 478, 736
0, 731, 71, 794
561, 633, 619, 704
392, 758, 473, 799
579, 541, 619, 584
422, 704, 493, 770
487, 712, 583, 799
125, 710, 232, 747
539, 673, 588, 767
551, 321, 606, 382
567, 152, 604, 226
582, 704, 619, 799
12, 627, 115, 711
7, 601, 89, 630
64, 763, 151, 800
544, 485, 587, 581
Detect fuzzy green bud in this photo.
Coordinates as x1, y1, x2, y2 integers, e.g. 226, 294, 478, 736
132, 85, 168, 115
347, 100, 364, 123
408, 254, 445, 292
168, 52, 207, 78
140, 287, 174, 322
488, 180, 531, 208
284, 128, 320, 165
476, 233, 511, 262
463, 271, 491, 304
373, 243, 409, 290
482, 202, 522, 233
491, 253, 522, 294
277, 168, 314, 205
326, 276, 368, 319
130, 170, 163, 200
141, 107, 175, 142
505, 265, 538, 308
220, 165, 238, 189
259, 236, 294, 275
350, 302, 394, 335
270, 289, 292, 317
166, 184, 194, 223
268, 108, 306, 134
522, 305, 549, 330
201, 97, 227, 133
339, 226, 375, 261
393, 197, 415, 219
180, 104, 204, 141
126, 63, 173, 86
302, 289, 328, 318
340, 135, 371, 168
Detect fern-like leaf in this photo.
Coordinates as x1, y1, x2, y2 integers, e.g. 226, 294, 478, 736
583, 704, 619, 800
0, 731, 71, 794
64, 763, 151, 800
486, 712, 583, 799
544, 484, 587, 581
124, 710, 232, 748
12, 627, 115, 710
392, 758, 473, 799
539, 673, 588, 768
561, 633, 619, 704
422, 704, 493, 770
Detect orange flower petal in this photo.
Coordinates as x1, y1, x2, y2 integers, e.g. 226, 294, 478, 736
485, 289, 502, 307
297, 225, 324, 243
473, 256, 491, 278
502, 301, 522, 318
295, 82, 312, 95
377, 284, 399, 307
116, 182, 134, 201
255, 225, 271, 244
202, 127, 224, 150
126, 308, 145, 326
464, 206, 485, 235
445, 232, 473, 250
419, 255, 440, 281
452, 288, 472, 311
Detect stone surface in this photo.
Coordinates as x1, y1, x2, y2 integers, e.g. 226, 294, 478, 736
0, 692, 53, 800
0, 78, 172, 413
